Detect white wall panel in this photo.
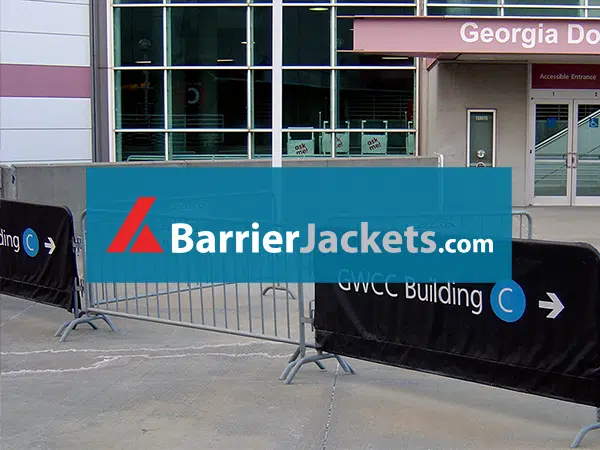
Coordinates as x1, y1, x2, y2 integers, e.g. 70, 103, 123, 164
422, 63, 528, 207
0, 98, 92, 129
0, 129, 92, 163
0, 0, 89, 36
0, 32, 89, 66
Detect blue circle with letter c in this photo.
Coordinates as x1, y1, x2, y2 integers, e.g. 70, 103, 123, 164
490, 280, 526, 323
22, 228, 39, 257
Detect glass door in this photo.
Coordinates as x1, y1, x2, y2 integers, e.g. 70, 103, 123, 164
573, 101, 600, 206
532, 101, 572, 205
532, 100, 600, 206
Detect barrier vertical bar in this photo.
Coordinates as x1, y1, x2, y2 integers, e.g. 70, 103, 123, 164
56, 210, 118, 342
199, 282, 206, 324
235, 282, 241, 330
188, 283, 194, 323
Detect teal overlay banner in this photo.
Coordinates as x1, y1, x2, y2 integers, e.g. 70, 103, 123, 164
85, 167, 512, 283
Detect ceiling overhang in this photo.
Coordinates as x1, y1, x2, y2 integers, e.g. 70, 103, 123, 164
353, 16, 600, 69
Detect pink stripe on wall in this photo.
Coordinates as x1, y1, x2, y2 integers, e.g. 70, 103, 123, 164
0, 64, 91, 98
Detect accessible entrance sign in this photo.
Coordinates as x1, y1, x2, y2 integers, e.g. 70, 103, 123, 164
314, 239, 600, 407
0, 199, 79, 311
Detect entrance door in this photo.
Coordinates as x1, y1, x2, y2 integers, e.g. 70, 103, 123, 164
532, 100, 600, 206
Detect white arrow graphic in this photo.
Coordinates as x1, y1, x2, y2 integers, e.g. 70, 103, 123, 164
44, 237, 56, 255
538, 292, 564, 319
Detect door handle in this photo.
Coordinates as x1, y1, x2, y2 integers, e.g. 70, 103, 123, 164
572, 153, 578, 168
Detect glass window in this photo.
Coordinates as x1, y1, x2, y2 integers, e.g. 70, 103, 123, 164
283, 131, 331, 156
336, 70, 415, 130
252, 7, 272, 66
116, 132, 166, 162
591, 0, 600, 17
170, 0, 247, 4
115, 70, 165, 129
169, 7, 246, 66
426, 0, 497, 3
504, 0, 583, 17
427, 6, 500, 15
504, 0, 582, 4
252, 132, 272, 156
283, 70, 330, 129
116, 0, 161, 3
337, 7, 416, 66
114, 7, 164, 67
283, 7, 330, 66
504, 5, 582, 17
252, 70, 272, 128
169, 132, 248, 158
321, 131, 414, 156
169, 70, 248, 129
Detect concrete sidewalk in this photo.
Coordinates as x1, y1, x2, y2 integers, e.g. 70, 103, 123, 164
2, 206, 600, 450
2, 293, 599, 450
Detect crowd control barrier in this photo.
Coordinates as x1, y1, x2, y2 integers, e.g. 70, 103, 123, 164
512, 209, 533, 239
311, 236, 600, 449
0, 199, 116, 341
16, 196, 600, 449
76, 206, 355, 381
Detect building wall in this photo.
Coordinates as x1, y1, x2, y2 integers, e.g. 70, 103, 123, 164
423, 62, 529, 206
0, 0, 92, 165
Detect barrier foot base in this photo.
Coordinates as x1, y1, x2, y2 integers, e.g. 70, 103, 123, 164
283, 351, 355, 385
279, 346, 326, 381
56, 313, 118, 342
571, 423, 600, 448
54, 318, 97, 337
262, 285, 296, 300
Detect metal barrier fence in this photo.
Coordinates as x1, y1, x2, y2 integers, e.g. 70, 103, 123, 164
513, 209, 534, 239
76, 208, 355, 382
71, 208, 534, 383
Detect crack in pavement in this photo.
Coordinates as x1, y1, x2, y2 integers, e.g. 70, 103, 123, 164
322, 362, 340, 450
2, 350, 292, 376
1, 341, 294, 377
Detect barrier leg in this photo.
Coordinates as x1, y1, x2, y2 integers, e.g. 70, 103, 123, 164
281, 283, 354, 384
262, 284, 296, 300
54, 321, 72, 337
571, 408, 600, 448
285, 352, 334, 385
284, 351, 355, 385
280, 346, 302, 381
335, 354, 355, 374
96, 313, 118, 332
58, 313, 118, 342
73, 321, 99, 331
279, 345, 327, 381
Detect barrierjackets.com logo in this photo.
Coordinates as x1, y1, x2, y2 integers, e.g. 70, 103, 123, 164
107, 197, 163, 253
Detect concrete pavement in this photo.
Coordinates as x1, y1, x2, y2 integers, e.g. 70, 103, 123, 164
2, 206, 600, 450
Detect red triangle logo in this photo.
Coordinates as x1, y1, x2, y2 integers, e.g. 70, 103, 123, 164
130, 225, 164, 253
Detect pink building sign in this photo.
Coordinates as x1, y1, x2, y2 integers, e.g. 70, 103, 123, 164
353, 17, 600, 57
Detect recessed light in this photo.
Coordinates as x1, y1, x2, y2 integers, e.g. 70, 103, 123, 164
381, 56, 409, 60
309, 7, 328, 11
135, 60, 152, 64
217, 59, 234, 63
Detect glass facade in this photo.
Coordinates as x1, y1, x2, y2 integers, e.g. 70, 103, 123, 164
112, 1, 598, 161
112, 1, 417, 161
426, 0, 595, 17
